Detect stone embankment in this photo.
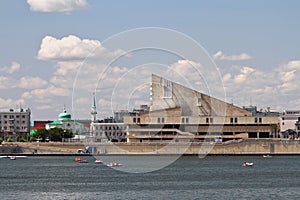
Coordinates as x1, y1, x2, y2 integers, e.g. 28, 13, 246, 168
1, 139, 300, 155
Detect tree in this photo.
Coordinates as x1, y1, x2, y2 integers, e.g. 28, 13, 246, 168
33, 128, 73, 142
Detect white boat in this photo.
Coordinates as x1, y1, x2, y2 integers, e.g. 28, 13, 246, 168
263, 155, 272, 158
0, 155, 27, 159
94, 159, 103, 164
242, 162, 253, 167
106, 162, 122, 167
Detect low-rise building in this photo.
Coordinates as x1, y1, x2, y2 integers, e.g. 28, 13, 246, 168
0, 107, 31, 140
280, 110, 300, 134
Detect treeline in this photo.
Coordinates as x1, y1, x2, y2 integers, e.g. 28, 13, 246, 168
32, 127, 73, 142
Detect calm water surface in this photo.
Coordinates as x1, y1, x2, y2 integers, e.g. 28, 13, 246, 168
0, 155, 300, 200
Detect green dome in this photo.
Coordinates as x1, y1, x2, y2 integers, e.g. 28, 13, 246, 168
58, 109, 71, 121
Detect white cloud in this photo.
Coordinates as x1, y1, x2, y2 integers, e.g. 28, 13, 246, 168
31, 85, 70, 98
0, 76, 16, 89
27, 0, 88, 12
213, 51, 252, 61
221, 59, 300, 110
0, 62, 20, 74
0, 98, 25, 109
18, 76, 48, 89
37, 35, 101, 60
233, 66, 255, 83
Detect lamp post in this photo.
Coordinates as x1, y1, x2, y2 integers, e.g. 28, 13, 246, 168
62, 130, 66, 144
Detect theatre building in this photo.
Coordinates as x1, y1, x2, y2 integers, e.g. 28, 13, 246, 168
124, 75, 279, 143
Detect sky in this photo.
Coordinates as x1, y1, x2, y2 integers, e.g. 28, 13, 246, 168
0, 0, 300, 120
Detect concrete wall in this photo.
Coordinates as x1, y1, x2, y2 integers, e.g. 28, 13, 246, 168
89, 139, 300, 155
150, 74, 251, 117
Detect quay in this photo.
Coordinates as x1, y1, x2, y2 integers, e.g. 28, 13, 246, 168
1, 139, 300, 156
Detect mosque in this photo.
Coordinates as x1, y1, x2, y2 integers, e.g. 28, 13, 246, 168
45, 106, 90, 141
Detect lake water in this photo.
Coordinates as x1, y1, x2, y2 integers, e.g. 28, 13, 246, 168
0, 155, 300, 200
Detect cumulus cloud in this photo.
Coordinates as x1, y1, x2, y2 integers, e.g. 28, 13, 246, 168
0, 98, 25, 109
0, 76, 16, 89
0, 62, 20, 74
213, 51, 252, 61
37, 35, 101, 60
233, 66, 255, 83
18, 76, 48, 89
27, 0, 88, 12
221, 60, 300, 110
21, 85, 70, 107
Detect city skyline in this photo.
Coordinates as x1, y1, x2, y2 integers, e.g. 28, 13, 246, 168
1, 0, 300, 120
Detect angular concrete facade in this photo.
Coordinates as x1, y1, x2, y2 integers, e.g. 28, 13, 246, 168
125, 75, 279, 142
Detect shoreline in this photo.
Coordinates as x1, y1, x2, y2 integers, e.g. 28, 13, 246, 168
1, 138, 300, 156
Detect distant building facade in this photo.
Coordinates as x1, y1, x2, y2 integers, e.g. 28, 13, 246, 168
280, 110, 300, 134
124, 75, 280, 142
0, 107, 31, 140
45, 107, 90, 141
89, 94, 127, 142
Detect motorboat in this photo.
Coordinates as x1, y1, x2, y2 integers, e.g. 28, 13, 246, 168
94, 159, 103, 164
10, 156, 16, 160
106, 162, 122, 167
74, 157, 82, 162
0, 155, 27, 160
79, 159, 88, 163
242, 162, 253, 167
263, 155, 272, 158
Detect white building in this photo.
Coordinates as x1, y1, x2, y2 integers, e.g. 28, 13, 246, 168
89, 93, 127, 142
280, 110, 300, 132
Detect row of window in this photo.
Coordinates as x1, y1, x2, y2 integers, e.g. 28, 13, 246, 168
133, 118, 140, 123
94, 126, 126, 130
94, 131, 126, 137
132, 117, 264, 124
0, 115, 27, 119
0, 121, 27, 124
0, 126, 28, 131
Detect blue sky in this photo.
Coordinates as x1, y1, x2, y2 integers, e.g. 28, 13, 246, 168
0, 0, 300, 120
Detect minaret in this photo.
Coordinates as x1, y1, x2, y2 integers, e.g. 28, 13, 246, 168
91, 92, 97, 123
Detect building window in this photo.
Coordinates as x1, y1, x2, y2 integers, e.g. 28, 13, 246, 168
259, 118, 262, 123
206, 118, 209, 123
197, 92, 202, 106
162, 79, 172, 98
133, 118, 136, 123
161, 117, 165, 123
235, 118, 238, 123
230, 118, 234, 123
210, 118, 213, 123
22, 115, 25, 118
4, 115, 7, 118
157, 118, 160, 123
182, 118, 185, 123
186, 118, 189, 123
137, 118, 140, 123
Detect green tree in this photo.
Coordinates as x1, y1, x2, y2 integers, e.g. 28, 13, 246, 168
33, 128, 73, 142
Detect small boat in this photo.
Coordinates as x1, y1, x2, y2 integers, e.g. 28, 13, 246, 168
106, 162, 122, 167
74, 157, 82, 162
242, 162, 253, 167
0, 155, 27, 159
263, 155, 272, 158
79, 159, 88, 163
94, 159, 103, 164
10, 156, 16, 160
